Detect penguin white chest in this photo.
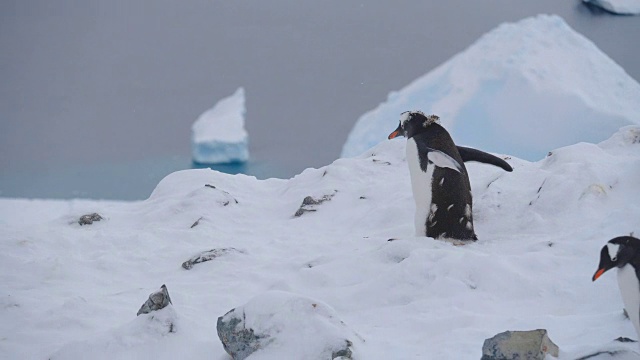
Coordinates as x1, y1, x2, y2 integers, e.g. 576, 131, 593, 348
406, 138, 435, 236
617, 264, 640, 337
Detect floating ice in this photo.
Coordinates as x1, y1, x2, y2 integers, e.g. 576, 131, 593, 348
583, 0, 640, 14
341, 15, 640, 160
191, 87, 249, 164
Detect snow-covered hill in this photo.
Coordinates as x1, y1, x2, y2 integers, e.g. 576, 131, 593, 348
1, 125, 639, 359
341, 15, 640, 162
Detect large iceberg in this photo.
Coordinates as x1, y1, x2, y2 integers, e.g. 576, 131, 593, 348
583, 0, 640, 15
191, 87, 249, 164
341, 15, 640, 160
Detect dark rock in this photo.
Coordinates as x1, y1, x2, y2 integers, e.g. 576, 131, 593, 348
332, 340, 354, 359
217, 309, 266, 360
372, 158, 391, 165
78, 213, 103, 226
294, 192, 336, 217
137, 284, 172, 316
182, 248, 241, 270
614, 337, 636, 343
481, 329, 559, 360
190, 217, 203, 228
574, 349, 632, 360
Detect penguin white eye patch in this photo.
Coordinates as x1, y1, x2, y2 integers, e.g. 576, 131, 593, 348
607, 243, 620, 261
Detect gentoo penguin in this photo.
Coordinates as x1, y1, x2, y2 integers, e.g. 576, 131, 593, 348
388, 111, 512, 241
593, 236, 640, 340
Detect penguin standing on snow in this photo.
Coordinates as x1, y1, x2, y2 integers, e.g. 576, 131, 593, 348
388, 111, 512, 242
593, 236, 640, 340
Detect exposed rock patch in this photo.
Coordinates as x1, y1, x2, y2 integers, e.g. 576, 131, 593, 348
481, 329, 558, 360
294, 191, 337, 217
78, 213, 103, 226
137, 284, 172, 316
182, 248, 242, 270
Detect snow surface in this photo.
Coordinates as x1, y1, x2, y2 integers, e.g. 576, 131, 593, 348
584, 0, 640, 14
341, 15, 640, 161
191, 87, 249, 164
1, 125, 640, 359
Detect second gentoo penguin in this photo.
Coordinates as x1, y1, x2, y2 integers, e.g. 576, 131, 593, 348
388, 111, 512, 241
593, 236, 640, 340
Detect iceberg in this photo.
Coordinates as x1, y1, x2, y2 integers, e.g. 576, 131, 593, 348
341, 15, 640, 160
583, 0, 640, 15
191, 87, 249, 164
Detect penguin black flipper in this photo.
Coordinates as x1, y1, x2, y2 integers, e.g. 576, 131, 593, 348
456, 146, 513, 172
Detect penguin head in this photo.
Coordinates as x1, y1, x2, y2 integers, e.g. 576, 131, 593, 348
388, 111, 440, 140
593, 236, 640, 281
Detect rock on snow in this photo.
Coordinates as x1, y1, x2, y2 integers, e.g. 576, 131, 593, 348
583, 0, 640, 15
192, 87, 249, 164
341, 14, 640, 161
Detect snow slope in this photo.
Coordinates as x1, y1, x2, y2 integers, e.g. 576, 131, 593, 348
584, 0, 640, 14
192, 87, 249, 164
341, 15, 640, 161
1, 126, 639, 359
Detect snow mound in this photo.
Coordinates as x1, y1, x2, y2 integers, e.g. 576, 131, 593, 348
1, 126, 639, 359
584, 0, 640, 14
50, 306, 210, 360
341, 14, 640, 161
191, 87, 249, 164
218, 290, 362, 359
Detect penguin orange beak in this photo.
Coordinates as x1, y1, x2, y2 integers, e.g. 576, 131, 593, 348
593, 245, 617, 281
388, 123, 403, 139
592, 268, 607, 281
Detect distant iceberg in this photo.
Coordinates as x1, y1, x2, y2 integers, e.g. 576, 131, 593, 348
192, 87, 249, 164
583, 0, 640, 15
341, 14, 640, 160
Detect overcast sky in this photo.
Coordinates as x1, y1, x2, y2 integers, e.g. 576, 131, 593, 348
1, 0, 638, 185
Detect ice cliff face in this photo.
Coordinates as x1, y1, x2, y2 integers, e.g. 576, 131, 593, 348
341, 14, 640, 161
191, 87, 249, 164
583, 0, 640, 15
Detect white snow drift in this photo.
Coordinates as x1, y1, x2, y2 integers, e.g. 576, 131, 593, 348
341, 15, 640, 161
1, 125, 639, 359
191, 87, 249, 164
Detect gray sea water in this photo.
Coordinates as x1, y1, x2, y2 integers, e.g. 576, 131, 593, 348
1, 1, 638, 200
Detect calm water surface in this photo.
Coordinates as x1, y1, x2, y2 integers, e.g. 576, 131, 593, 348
1, 1, 638, 200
